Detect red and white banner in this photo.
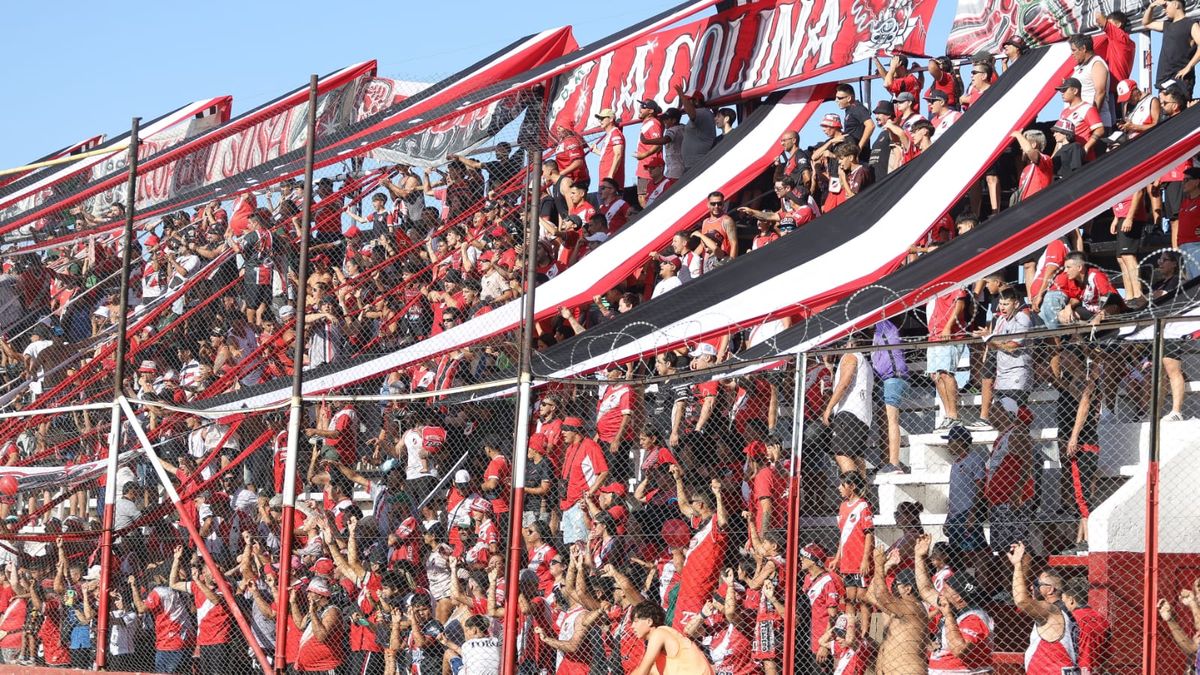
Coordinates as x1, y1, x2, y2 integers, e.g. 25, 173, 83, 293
0, 134, 106, 193
549, 0, 936, 132
356, 78, 431, 120
946, 0, 1188, 58
0, 99, 231, 230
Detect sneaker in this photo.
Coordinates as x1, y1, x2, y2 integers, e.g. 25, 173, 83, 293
1162, 411, 1186, 422
934, 417, 959, 431
964, 418, 994, 432
876, 463, 904, 475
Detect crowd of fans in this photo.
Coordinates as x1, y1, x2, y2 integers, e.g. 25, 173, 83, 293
2, 5, 1200, 674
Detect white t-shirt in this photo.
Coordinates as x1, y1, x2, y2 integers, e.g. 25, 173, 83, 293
404, 429, 438, 480
460, 636, 502, 675
662, 125, 685, 179
652, 276, 681, 299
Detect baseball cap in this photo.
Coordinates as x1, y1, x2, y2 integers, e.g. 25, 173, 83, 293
598, 482, 627, 497
1002, 35, 1029, 52
454, 469, 471, 484
595, 108, 617, 120
1055, 77, 1082, 92
690, 343, 718, 358
528, 432, 547, 452
943, 571, 981, 600
1116, 78, 1138, 102
942, 425, 973, 443
658, 253, 681, 267
1051, 120, 1075, 137
561, 416, 585, 431
895, 568, 918, 588
873, 100, 895, 116
638, 99, 662, 113
137, 360, 157, 374
468, 497, 492, 514
819, 113, 843, 129
278, 305, 296, 318
306, 577, 332, 597
799, 543, 827, 565
312, 558, 335, 576
894, 91, 916, 104
1184, 167, 1200, 180
660, 519, 692, 549
924, 89, 948, 103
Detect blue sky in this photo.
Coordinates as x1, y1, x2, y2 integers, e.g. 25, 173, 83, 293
0, 0, 965, 171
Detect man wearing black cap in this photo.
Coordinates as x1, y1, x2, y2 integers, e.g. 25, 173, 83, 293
1056, 77, 1104, 159
1143, 0, 1200, 95
634, 99, 665, 207
915, 534, 994, 672
1001, 35, 1029, 71
868, 100, 897, 181
926, 89, 961, 141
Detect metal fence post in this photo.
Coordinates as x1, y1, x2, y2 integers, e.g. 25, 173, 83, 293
1143, 317, 1165, 675
782, 353, 807, 674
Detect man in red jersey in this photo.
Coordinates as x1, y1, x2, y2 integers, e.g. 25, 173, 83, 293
168, 545, 234, 675
596, 177, 630, 234
634, 99, 664, 207
797, 543, 841, 663
559, 416, 609, 547
595, 362, 635, 481
672, 478, 729, 631
1040, 251, 1117, 327
915, 534, 994, 674
700, 191, 739, 258
1056, 77, 1105, 159
1174, 167, 1200, 277
1009, 542, 1080, 674
591, 108, 626, 187
552, 123, 589, 188
1062, 578, 1110, 675
130, 568, 193, 674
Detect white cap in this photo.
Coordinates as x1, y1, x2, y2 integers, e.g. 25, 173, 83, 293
689, 343, 717, 358
197, 504, 214, 521
454, 469, 470, 484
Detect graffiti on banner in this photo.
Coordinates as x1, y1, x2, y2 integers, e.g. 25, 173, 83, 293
548, 0, 935, 133
946, 0, 1196, 58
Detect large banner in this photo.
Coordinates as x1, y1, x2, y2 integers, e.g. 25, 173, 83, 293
0, 134, 106, 194
370, 89, 539, 167
0, 99, 231, 232
549, 0, 936, 132
947, 0, 1192, 57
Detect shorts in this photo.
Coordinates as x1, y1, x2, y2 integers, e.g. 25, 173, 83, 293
1069, 449, 1100, 518
829, 411, 869, 458
994, 389, 1028, 406
842, 573, 866, 588
926, 344, 962, 374
1115, 222, 1146, 256
561, 502, 588, 545
1163, 180, 1184, 221
881, 377, 909, 408
980, 354, 997, 379
244, 283, 272, 310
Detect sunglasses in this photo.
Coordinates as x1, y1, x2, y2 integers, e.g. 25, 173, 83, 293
708, 202, 723, 206
972, 70, 988, 75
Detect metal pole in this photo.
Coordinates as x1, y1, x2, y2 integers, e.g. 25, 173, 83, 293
502, 136, 544, 675
95, 115, 139, 670
116, 397, 274, 674
781, 353, 808, 675
1143, 317, 1165, 675
274, 74, 320, 674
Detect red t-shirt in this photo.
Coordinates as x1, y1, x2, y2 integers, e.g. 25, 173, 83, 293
751, 464, 786, 532
886, 72, 923, 96
637, 117, 665, 177
928, 288, 968, 340
559, 437, 608, 509
930, 609, 993, 671
596, 127, 626, 186
535, 417, 565, 470
38, 597, 70, 665
925, 71, 959, 106
1072, 605, 1110, 670
599, 198, 630, 234
554, 134, 589, 185
350, 572, 383, 653
595, 383, 634, 443
673, 514, 727, 629
1050, 267, 1117, 313
1030, 239, 1070, 299
803, 573, 843, 653
484, 454, 511, 514
1101, 22, 1134, 84
325, 406, 358, 467
143, 587, 191, 651
1178, 195, 1200, 245
192, 581, 231, 646
837, 497, 874, 575
1060, 103, 1103, 149
1018, 153, 1054, 200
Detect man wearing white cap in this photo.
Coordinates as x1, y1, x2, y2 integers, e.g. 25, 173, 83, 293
1115, 78, 1159, 140
591, 108, 625, 187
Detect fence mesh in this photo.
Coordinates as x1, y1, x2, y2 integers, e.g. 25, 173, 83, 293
4, 27, 1200, 675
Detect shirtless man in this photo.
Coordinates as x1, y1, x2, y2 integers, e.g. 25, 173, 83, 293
630, 601, 715, 675
1009, 541, 1079, 672
866, 545, 929, 674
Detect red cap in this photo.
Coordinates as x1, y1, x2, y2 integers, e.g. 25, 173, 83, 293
819, 113, 843, 129
490, 225, 508, 238
528, 432, 547, 452
345, 224, 361, 238
800, 543, 827, 565
561, 416, 585, 431
599, 482, 626, 497
661, 519, 692, 549
468, 497, 492, 514
395, 516, 417, 538
312, 558, 335, 575
144, 234, 160, 248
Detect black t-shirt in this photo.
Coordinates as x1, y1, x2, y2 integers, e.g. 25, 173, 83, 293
524, 457, 554, 512
1053, 143, 1084, 180
842, 102, 872, 149
869, 132, 893, 181
484, 153, 525, 191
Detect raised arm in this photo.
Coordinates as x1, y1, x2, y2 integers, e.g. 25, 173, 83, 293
913, 534, 941, 607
